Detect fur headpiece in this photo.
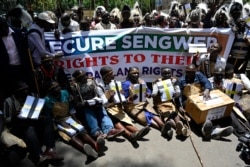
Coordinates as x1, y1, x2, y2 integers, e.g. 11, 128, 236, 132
169, 1, 181, 17
93, 6, 106, 17
6, 4, 33, 28
228, 0, 243, 18
122, 4, 131, 14
133, 1, 142, 15
110, 7, 121, 21
243, 3, 250, 18
186, 8, 201, 23
211, 5, 230, 25
196, 3, 208, 15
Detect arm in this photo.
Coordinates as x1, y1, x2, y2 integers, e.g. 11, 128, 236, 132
197, 72, 212, 90
197, 72, 212, 100
28, 32, 54, 58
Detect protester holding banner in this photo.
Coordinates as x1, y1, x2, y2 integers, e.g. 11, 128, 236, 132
152, 67, 190, 139
43, 81, 105, 159
27, 12, 57, 68
97, 66, 150, 147
71, 70, 125, 141
2, 81, 64, 166
122, 67, 172, 140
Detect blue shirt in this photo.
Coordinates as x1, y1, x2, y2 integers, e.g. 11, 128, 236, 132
179, 71, 212, 91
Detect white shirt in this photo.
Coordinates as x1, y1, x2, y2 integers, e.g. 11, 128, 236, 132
2, 28, 21, 65
197, 53, 227, 69
58, 19, 80, 32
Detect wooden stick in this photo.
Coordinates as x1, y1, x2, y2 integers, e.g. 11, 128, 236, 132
28, 48, 40, 96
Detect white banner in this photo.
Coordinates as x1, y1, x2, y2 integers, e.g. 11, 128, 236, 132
45, 27, 235, 82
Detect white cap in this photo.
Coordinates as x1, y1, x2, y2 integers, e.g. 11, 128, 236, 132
38, 12, 55, 24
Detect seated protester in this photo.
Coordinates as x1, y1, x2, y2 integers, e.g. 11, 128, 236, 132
71, 70, 125, 140
152, 67, 190, 140
38, 55, 70, 97
2, 81, 64, 166
222, 63, 250, 137
0, 109, 27, 167
122, 67, 172, 140
208, 66, 225, 91
97, 66, 150, 147
178, 64, 233, 140
195, 42, 226, 78
43, 81, 105, 159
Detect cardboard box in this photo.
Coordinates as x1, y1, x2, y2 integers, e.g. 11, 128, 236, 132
185, 90, 235, 124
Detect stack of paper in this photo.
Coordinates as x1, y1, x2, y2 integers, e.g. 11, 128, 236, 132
18, 96, 45, 119
109, 80, 126, 103
156, 79, 175, 102
87, 97, 103, 106
65, 117, 84, 132
133, 84, 147, 104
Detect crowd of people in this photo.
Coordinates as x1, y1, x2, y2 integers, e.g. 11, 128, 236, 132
1, 0, 250, 166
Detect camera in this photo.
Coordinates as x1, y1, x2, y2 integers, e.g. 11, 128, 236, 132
236, 133, 250, 165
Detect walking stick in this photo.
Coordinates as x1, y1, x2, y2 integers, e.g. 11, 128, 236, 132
28, 48, 40, 96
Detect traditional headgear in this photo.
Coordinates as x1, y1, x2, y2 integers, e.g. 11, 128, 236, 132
6, 4, 33, 28
100, 66, 113, 79
196, 3, 208, 15
122, 5, 131, 15
72, 70, 86, 79
212, 5, 230, 25
243, 3, 250, 18
229, 0, 243, 18
169, 1, 181, 17
186, 8, 201, 23
225, 63, 234, 73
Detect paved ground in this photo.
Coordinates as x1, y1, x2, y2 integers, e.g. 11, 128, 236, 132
0, 119, 247, 167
